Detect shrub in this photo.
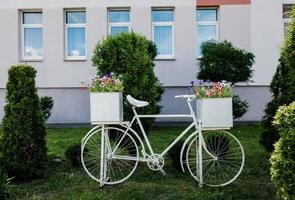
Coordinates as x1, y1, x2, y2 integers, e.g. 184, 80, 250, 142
270, 102, 295, 200
197, 41, 254, 119
260, 7, 295, 152
197, 41, 254, 85
0, 167, 10, 200
1, 65, 47, 180
92, 32, 164, 133
65, 143, 83, 167
232, 95, 249, 119
40, 96, 54, 121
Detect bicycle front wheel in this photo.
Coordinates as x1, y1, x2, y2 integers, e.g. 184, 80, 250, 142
81, 126, 139, 185
186, 130, 245, 187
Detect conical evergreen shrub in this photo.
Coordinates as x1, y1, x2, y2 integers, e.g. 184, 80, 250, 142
1, 65, 47, 180
260, 7, 295, 152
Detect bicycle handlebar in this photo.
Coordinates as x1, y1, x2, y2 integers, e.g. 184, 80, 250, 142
174, 95, 195, 99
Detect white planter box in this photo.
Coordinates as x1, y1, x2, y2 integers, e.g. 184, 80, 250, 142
196, 98, 233, 129
90, 92, 123, 124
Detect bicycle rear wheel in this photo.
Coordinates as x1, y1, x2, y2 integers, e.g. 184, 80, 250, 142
81, 126, 139, 185
186, 130, 245, 187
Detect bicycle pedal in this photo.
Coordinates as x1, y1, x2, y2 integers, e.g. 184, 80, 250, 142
159, 169, 166, 176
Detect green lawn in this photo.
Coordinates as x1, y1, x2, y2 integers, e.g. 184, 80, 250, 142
1, 125, 276, 200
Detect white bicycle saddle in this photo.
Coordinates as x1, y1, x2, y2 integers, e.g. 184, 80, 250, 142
127, 95, 149, 108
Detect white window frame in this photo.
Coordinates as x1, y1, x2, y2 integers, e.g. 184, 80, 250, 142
64, 10, 87, 61
152, 9, 175, 60
197, 8, 219, 58
108, 9, 131, 36
21, 11, 43, 61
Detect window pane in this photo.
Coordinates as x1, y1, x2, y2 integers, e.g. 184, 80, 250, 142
67, 27, 85, 56
24, 28, 43, 57
23, 12, 42, 24
66, 11, 86, 24
111, 26, 129, 36
283, 4, 293, 19
154, 26, 172, 55
197, 9, 217, 21
152, 10, 174, 22
109, 11, 130, 23
197, 25, 217, 55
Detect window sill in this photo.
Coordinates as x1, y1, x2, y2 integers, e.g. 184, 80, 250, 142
64, 57, 87, 62
20, 58, 43, 62
155, 56, 176, 61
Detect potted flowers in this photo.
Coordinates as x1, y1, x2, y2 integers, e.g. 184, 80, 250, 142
195, 81, 233, 129
82, 73, 124, 124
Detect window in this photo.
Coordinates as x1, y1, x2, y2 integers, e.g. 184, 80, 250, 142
152, 9, 174, 59
108, 10, 130, 36
283, 4, 293, 35
65, 10, 86, 60
21, 12, 43, 60
197, 9, 218, 57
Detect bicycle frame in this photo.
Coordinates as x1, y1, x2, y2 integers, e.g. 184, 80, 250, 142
112, 97, 216, 163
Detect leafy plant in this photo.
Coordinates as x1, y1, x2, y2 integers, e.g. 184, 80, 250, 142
65, 143, 84, 167
260, 7, 295, 152
40, 96, 54, 121
92, 32, 164, 133
270, 101, 295, 200
81, 74, 123, 92
195, 81, 233, 98
197, 41, 254, 119
1, 65, 47, 180
232, 95, 249, 119
0, 167, 11, 200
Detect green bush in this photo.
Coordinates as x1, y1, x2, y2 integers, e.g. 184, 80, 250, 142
92, 32, 164, 133
197, 41, 254, 85
260, 7, 295, 152
0, 167, 10, 200
1, 65, 47, 180
270, 102, 295, 200
65, 143, 83, 167
40, 96, 54, 121
197, 41, 255, 119
232, 95, 249, 119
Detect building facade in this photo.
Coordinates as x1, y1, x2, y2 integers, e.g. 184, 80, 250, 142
0, 0, 290, 124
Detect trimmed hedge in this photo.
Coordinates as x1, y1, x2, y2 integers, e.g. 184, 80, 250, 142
270, 102, 295, 200
1, 65, 47, 180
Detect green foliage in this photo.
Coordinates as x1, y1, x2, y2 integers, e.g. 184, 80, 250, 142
65, 143, 83, 167
92, 32, 164, 132
270, 102, 295, 200
1, 65, 47, 180
261, 7, 295, 152
197, 41, 255, 85
232, 95, 249, 119
0, 167, 10, 200
40, 96, 54, 121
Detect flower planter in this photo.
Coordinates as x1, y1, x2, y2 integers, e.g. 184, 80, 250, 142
196, 98, 233, 129
90, 92, 123, 124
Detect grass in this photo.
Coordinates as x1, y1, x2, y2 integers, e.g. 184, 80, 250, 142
0, 125, 276, 200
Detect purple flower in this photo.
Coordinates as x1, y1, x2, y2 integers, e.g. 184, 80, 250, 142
190, 81, 194, 87
198, 80, 204, 85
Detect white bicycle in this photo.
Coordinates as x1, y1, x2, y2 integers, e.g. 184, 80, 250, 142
81, 95, 245, 187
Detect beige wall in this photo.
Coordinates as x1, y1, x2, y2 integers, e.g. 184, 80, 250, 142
0, 0, 197, 88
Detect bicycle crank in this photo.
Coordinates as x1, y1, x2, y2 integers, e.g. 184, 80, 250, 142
147, 154, 165, 175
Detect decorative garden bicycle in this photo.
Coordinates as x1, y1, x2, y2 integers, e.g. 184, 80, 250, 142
81, 95, 245, 187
